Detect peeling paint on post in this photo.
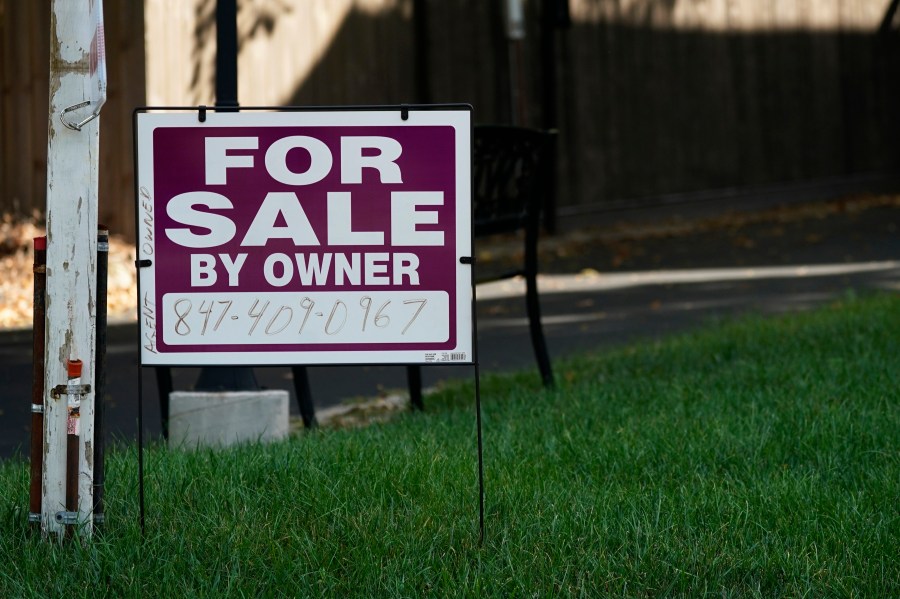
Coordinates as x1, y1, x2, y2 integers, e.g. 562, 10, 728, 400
42, 0, 100, 540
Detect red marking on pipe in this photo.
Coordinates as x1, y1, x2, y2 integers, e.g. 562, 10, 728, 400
34, 236, 47, 251
66, 359, 83, 379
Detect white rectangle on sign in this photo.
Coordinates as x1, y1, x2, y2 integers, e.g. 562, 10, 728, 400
162, 291, 449, 345
134, 106, 473, 365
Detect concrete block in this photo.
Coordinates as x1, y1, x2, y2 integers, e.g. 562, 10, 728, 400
168, 390, 289, 449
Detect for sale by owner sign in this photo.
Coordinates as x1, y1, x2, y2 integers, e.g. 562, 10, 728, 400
134, 107, 473, 366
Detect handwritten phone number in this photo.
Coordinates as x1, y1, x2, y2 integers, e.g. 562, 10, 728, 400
161, 291, 450, 345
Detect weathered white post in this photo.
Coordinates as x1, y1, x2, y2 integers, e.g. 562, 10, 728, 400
42, 0, 105, 540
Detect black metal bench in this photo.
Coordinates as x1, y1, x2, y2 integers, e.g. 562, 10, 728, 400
294, 125, 556, 421
156, 126, 557, 431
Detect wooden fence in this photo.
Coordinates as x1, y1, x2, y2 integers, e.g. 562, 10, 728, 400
1, 0, 145, 237
2, 0, 899, 239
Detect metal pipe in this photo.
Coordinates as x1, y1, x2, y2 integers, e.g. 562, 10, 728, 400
189, 0, 266, 404
215, 0, 239, 110
155, 367, 172, 439
290, 366, 318, 429
413, 0, 431, 104
93, 227, 108, 528
29, 236, 47, 528
540, 0, 559, 233
65, 358, 83, 538
406, 366, 424, 411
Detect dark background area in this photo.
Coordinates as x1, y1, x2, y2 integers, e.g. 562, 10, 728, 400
2, 0, 899, 239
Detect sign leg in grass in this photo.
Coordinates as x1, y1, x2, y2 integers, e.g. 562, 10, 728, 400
42, 0, 106, 540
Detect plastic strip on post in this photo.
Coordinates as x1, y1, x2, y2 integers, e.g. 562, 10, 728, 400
58, 0, 106, 132
64, 359, 83, 535
65, 360, 84, 430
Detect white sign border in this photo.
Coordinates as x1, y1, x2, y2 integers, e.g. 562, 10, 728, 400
134, 106, 473, 366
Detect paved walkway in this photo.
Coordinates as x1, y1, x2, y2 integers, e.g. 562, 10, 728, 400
0, 191, 897, 458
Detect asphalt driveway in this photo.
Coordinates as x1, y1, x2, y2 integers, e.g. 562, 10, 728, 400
1, 192, 897, 459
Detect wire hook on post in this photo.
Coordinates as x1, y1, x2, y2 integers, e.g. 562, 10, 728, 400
59, 100, 104, 132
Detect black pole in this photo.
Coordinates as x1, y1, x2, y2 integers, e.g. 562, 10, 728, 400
539, 0, 569, 234
138, 362, 145, 537
413, 0, 431, 104
155, 367, 172, 439
133, 110, 147, 540
189, 0, 264, 396
94, 226, 108, 529
206, 0, 254, 387
216, 0, 239, 110
290, 366, 318, 429
880, 0, 900, 36
407, 366, 424, 411
470, 228, 485, 545
475, 362, 485, 545
539, 0, 557, 233
29, 236, 46, 529
489, 0, 511, 123
540, 0, 559, 132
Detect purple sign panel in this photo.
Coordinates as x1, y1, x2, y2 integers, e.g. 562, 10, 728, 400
135, 109, 473, 365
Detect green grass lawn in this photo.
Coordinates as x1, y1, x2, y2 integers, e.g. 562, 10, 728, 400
1, 295, 898, 597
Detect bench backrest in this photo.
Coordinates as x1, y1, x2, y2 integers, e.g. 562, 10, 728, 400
472, 126, 556, 238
